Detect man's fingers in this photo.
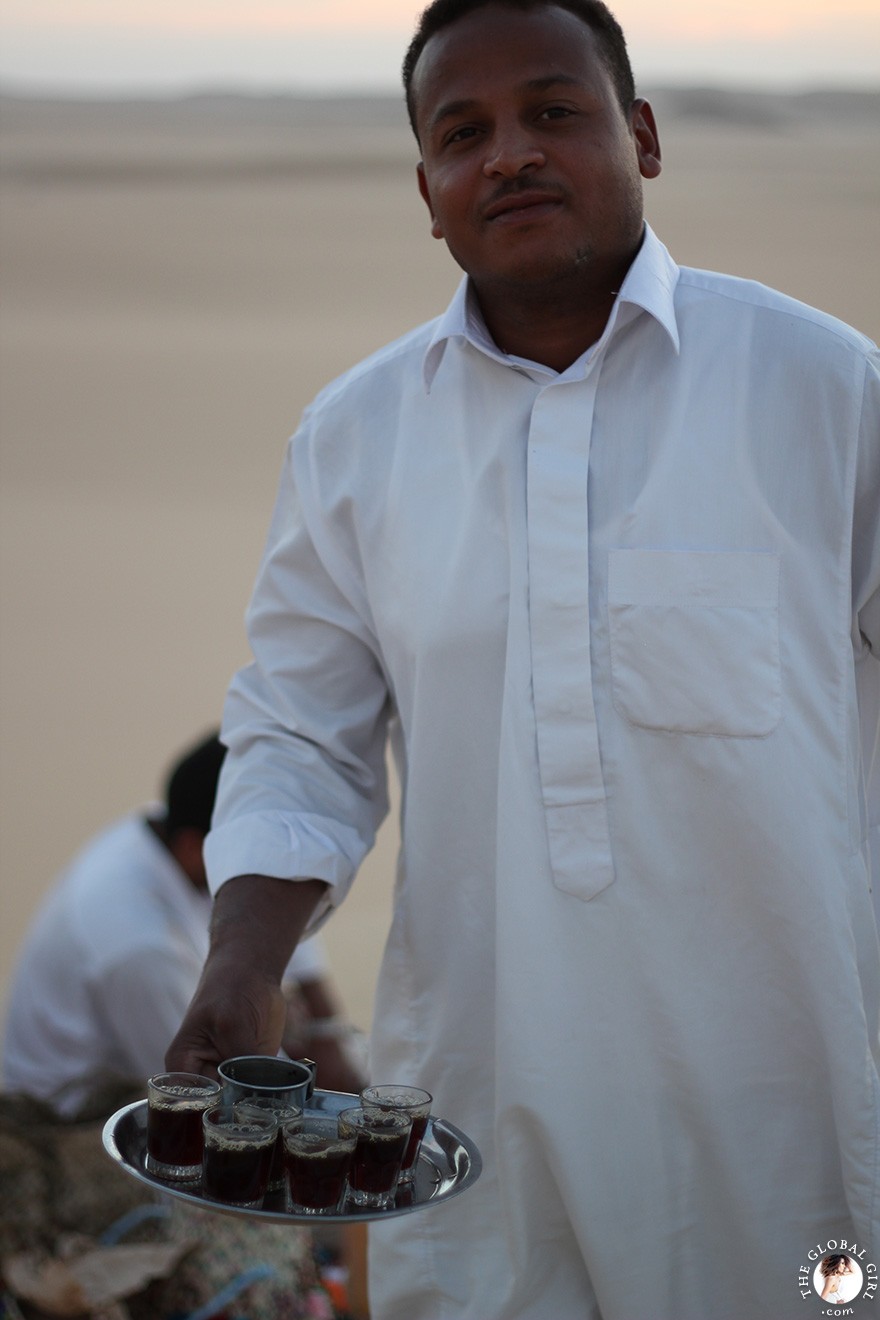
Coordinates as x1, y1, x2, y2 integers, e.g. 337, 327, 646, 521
165, 977, 288, 1074
164, 1029, 220, 1076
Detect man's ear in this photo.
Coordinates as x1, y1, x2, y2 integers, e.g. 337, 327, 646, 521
631, 99, 662, 180
417, 162, 444, 240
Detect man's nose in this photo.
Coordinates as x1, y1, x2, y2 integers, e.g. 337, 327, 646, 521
482, 123, 546, 178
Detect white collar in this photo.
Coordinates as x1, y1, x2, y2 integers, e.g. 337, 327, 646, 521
422, 223, 681, 391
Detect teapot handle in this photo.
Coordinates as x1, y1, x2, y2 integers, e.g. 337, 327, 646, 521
297, 1057, 317, 1099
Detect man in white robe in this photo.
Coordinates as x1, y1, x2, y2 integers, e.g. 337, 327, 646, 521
168, 3, 880, 1316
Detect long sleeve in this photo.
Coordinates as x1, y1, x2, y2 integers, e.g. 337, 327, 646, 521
204, 420, 393, 926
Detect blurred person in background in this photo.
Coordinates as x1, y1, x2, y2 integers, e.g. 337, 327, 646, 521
2, 730, 366, 1117
167, 1, 879, 1317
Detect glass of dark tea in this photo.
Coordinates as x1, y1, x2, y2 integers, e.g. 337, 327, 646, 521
282, 1115, 356, 1215
146, 1072, 221, 1181
202, 1107, 278, 1208
360, 1085, 432, 1184
338, 1106, 412, 1209
234, 1096, 302, 1193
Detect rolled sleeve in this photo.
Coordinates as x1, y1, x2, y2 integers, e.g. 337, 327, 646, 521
204, 809, 372, 919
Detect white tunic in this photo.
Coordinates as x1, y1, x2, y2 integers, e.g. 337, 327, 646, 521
205, 227, 880, 1320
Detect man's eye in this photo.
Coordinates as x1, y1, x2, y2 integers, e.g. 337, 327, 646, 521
447, 125, 478, 144
540, 106, 574, 120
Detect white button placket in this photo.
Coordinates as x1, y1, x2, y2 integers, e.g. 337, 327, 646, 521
526, 375, 614, 901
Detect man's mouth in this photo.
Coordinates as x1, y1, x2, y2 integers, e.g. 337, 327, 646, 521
484, 189, 563, 223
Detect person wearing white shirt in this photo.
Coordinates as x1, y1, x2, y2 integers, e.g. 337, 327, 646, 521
2, 732, 364, 1117
167, 3, 880, 1318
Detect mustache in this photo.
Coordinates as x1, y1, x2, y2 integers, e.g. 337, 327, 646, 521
484, 179, 564, 209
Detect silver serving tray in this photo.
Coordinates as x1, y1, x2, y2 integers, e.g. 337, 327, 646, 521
103, 1089, 481, 1224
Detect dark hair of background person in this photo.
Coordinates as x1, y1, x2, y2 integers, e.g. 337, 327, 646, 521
402, 0, 637, 138
164, 732, 225, 838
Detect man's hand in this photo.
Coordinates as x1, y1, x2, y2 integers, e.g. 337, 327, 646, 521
164, 873, 328, 1076
165, 959, 289, 1077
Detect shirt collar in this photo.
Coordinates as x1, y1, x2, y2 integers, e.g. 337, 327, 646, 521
422, 223, 681, 391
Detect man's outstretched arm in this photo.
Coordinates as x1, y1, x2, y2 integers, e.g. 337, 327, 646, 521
165, 874, 328, 1077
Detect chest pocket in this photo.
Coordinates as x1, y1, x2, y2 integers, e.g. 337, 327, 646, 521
608, 549, 781, 737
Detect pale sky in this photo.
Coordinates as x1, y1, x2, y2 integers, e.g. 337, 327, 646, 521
1, 0, 878, 95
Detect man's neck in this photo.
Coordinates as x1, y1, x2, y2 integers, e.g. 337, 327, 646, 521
146, 816, 207, 893
481, 292, 616, 372
146, 815, 170, 850
471, 239, 642, 373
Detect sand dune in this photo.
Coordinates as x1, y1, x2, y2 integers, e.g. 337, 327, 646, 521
1, 90, 878, 1042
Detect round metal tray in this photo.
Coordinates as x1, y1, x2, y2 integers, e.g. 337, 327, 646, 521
103, 1089, 481, 1224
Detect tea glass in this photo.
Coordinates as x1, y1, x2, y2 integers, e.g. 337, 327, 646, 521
282, 1114, 356, 1215
360, 1085, 432, 1184
202, 1106, 278, 1208
338, 1106, 412, 1209
145, 1072, 220, 1181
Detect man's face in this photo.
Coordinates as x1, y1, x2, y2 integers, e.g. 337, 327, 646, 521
412, 3, 661, 298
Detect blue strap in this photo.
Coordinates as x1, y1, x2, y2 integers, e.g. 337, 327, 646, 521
185, 1264, 277, 1320
99, 1203, 172, 1245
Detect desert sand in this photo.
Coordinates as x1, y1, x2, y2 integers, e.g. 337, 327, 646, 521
1, 88, 878, 1051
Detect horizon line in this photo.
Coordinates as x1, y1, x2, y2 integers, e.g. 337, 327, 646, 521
2, 76, 879, 103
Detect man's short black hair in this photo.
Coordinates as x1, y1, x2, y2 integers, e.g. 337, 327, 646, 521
163, 731, 226, 837
402, 0, 636, 140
